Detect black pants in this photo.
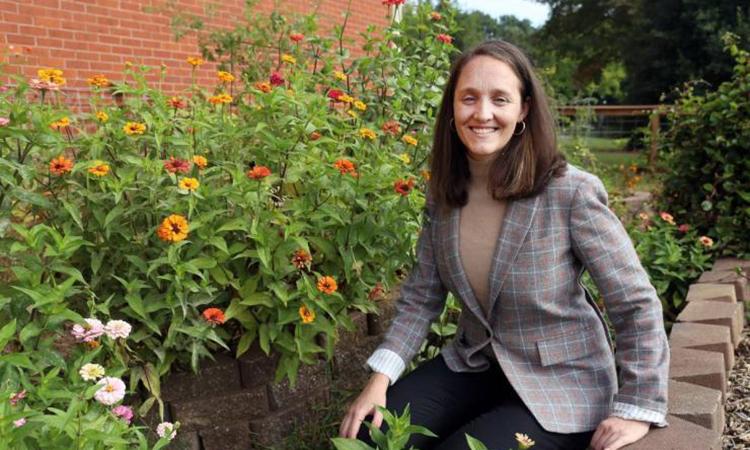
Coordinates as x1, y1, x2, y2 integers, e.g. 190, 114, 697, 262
356, 355, 595, 450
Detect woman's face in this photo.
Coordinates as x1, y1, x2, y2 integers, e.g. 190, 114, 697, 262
452, 55, 529, 161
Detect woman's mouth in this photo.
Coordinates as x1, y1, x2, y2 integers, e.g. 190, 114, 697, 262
469, 127, 498, 135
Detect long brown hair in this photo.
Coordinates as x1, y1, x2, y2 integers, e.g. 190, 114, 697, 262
429, 40, 566, 215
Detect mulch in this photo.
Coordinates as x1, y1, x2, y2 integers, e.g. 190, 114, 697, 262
723, 328, 750, 449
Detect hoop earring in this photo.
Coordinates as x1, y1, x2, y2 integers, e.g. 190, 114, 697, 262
449, 118, 456, 131
513, 120, 526, 136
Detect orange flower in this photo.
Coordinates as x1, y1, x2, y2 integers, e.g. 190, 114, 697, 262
168, 96, 187, 109
430, 11, 442, 21
192, 155, 208, 169
254, 81, 272, 93
381, 120, 401, 136
420, 169, 431, 181
436, 34, 453, 44
164, 157, 191, 174
358, 128, 376, 140
289, 33, 304, 43
699, 236, 714, 247
402, 135, 418, 146
156, 214, 189, 243
208, 93, 232, 105
123, 122, 146, 135
178, 177, 200, 191
186, 56, 204, 67
86, 74, 110, 88
217, 71, 235, 83
50, 117, 70, 130
202, 308, 225, 325
247, 165, 271, 180
309, 131, 322, 141
95, 111, 109, 123
659, 212, 675, 225
88, 161, 110, 177
299, 305, 315, 324
85, 340, 100, 349
49, 155, 74, 175
316, 276, 337, 294
291, 249, 312, 270
394, 178, 415, 196
333, 159, 357, 176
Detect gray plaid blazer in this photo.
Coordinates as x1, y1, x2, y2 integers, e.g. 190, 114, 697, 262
376, 164, 669, 433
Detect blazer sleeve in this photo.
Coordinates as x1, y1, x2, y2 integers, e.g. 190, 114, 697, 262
569, 174, 670, 425
366, 201, 448, 384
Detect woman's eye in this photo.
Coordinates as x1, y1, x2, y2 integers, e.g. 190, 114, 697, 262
494, 97, 509, 104
462, 97, 475, 102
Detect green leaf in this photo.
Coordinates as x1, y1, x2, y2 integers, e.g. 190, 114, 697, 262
240, 292, 274, 307
236, 332, 256, 358
62, 200, 84, 231
218, 218, 249, 233
330, 438, 374, 450
465, 434, 489, 450
0, 319, 17, 349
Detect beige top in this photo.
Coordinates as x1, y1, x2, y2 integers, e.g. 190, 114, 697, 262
459, 155, 507, 316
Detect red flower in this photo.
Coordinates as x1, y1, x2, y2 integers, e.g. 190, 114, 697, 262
368, 283, 385, 301
678, 224, 690, 233
163, 157, 191, 174
269, 72, 285, 86
290, 33, 304, 43
291, 249, 312, 270
436, 34, 453, 44
247, 165, 271, 180
394, 178, 415, 196
309, 131, 322, 141
202, 308, 225, 325
327, 89, 344, 101
168, 96, 187, 109
333, 159, 358, 176
381, 120, 401, 136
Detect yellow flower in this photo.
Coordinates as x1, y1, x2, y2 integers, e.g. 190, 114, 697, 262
192, 155, 208, 169
88, 161, 110, 177
347, 110, 359, 119
208, 93, 232, 105
420, 169, 431, 181
123, 122, 146, 135
358, 128, 376, 140
50, 117, 70, 130
333, 70, 347, 81
86, 74, 110, 88
217, 71, 235, 83
353, 100, 367, 111
38, 68, 66, 85
397, 153, 411, 164
402, 135, 418, 146
515, 432, 535, 449
178, 177, 200, 191
281, 54, 296, 65
339, 94, 354, 104
186, 56, 204, 67
299, 305, 315, 324
157, 214, 189, 243
95, 111, 109, 123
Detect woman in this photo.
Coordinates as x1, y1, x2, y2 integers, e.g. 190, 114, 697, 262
339, 40, 669, 450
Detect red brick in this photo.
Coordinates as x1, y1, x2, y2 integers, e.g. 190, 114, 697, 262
668, 380, 724, 433
668, 322, 734, 372
712, 257, 750, 272
669, 347, 726, 401
686, 282, 736, 303
697, 269, 749, 302
676, 300, 743, 347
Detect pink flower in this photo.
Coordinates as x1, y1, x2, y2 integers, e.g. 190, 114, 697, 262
9, 390, 27, 406
659, 211, 675, 225
678, 224, 690, 233
436, 34, 453, 44
289, 33, 304, 42
71, 318, 105, 343
104, 320, 131, 339
157, 421, 177, 440
94, 377, 126, 405
13, 418, 26, 428
0, 117, 9, 126
269, 72, 285, 86
327, 89, 344, 101
112, 405, 134, 424
30, 78, 60, 91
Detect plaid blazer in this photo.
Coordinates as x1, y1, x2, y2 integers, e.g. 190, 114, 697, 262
375, 164, 669, 433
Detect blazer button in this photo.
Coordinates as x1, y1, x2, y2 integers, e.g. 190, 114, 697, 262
484, 329, 491, 338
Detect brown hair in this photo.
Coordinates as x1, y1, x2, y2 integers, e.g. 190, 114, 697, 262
428, 40, 566, 215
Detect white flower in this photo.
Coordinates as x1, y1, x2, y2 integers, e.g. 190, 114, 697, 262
13, 418, 26, 427
156, 421, 177, 440
94, 377, 126, 405
104, 320, 132, 339
79, 363, 105, 381
71, 318, 104, 342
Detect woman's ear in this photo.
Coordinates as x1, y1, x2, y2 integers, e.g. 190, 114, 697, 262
520, 97, 530, 121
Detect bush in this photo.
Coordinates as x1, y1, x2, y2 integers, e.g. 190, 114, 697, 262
659, 33, 750, 256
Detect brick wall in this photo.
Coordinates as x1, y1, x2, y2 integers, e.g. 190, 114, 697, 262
0, 0, 392, 105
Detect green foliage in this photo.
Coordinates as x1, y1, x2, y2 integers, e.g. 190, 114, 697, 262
331, 404, 436, 450
659, 34, 750, 256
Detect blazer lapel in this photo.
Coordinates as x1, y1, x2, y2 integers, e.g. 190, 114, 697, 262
486, 194, 542, 317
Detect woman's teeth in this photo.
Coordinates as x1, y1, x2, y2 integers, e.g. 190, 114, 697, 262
470, 127, 497, 135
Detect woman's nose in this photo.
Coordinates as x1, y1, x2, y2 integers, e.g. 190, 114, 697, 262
472, 98, 492, 121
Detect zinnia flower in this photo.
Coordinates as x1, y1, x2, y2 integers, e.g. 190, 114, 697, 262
38, 68, 66, 85
281, 54, 296, 65
178, 177, 200, 191
217, 71, 235, 83
0, 117, 9, 126
79, 363, 106, 381
30, 78, 60, 91
202, 308, 225, 325
327, 89, 344, 101
381, 120, 401, 136
50, 117, 70, 130
368, 282, 385, 301
299, 305, 315, 324
104, 320, 132, 339
254, 81, 272, 93
638, 212, 650, 222
13, 418, 25, 428
163, 157, 191, 174
247, 165, 271, 180
397, 153, 411, 164
88, 161, 110, 177
699, 236, 714, 247
515, 432, 535, 449
49, 155, 74, 175
659, 212, 675, 225
208, 93, 232, 105
269, 72, 285, 86
192, 155, 208, 169
86, 74, 110, 88
94, 377, 126, 405
71, 318, 104, 342
430, 11, 442, 21
394, 178, 415, 196
339, 94, 354, 104
112, 405, 134, 424
289, 33, 304, 42
436, 34, 453, 44
353, 100, 367, 111
333, 70, 347, 81
678, 224, 690, 233
402, 135, 418, 146
333, 159, 357, 176
291, 249, 312, 270
95, 111, 108, 123
309, 131, 322, 141
168, 96, 187, 109
347, 110, 359, 119
123, 122, 146, 135
9, 390, 27, 406
157, 214, 189, 243
186, 56, 204, 67
316, 276, 337, 294
358, 128, 376, 140
421, 169, 431, 181
156, 421, 177, 440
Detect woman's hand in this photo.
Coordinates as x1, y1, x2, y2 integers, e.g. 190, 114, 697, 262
339, 372, 390, 439
589, 416, 650, 450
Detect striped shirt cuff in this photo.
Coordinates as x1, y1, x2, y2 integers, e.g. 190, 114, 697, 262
610, 402, 668, 427
365, 349, 406, 385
